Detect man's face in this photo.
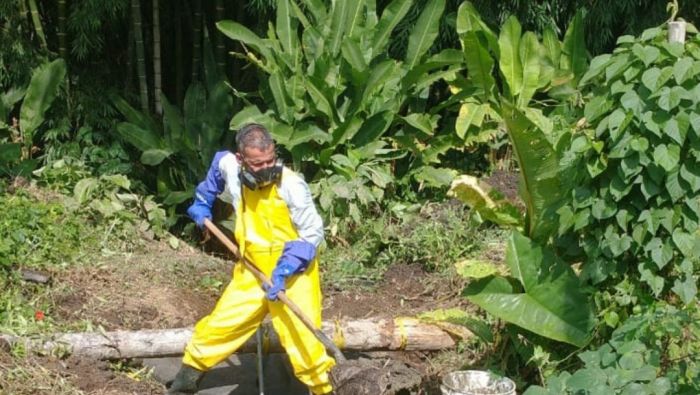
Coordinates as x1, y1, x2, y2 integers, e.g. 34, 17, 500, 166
237, 145, 276, 172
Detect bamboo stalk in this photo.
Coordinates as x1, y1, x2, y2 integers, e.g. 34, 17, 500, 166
152, 0, 162, 114
215, 0, 226, 72
27, 0, 48, 51
191, 0, 203, 82
57, 0, 68, 59
0, 318, 459, 360
131, 0, 149, 112
175, 1, 184, 103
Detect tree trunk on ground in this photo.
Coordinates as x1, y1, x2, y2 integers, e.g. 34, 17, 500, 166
131, 0, 149, 112
0, 318, 462, 360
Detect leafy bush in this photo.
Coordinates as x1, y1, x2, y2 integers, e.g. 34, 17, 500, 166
219, 0, 460, 222
557, 25, 700, 312
525, 304, 700, 395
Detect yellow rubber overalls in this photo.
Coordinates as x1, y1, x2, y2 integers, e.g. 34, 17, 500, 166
182, 173, 336, 394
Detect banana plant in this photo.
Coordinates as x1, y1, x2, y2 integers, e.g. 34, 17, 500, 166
449, 2, 587, 241
1, 59, 66, 176
448, 5, 594, 347
113, 36, 234, 206
219, 0, 456, 216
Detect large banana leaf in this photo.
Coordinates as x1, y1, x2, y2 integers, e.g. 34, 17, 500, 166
462, 31, 495, 101
371, 0, 413, 57
455, 1, 498, 54
405, 0, 445, 70
465, 231, 594, 347
326, 0, 350, 56
517, 32, 541, 107
561, 10, 587, 84
501, 101, 561, 241
216, 21, 274, 67
276, 0, 298, 55
498, 16, 522, 100
19, 59, 66, 143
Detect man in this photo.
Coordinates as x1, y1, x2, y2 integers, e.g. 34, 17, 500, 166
167, 123, 335, 394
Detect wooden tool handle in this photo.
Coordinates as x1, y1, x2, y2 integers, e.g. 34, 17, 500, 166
203, 219, 347, 362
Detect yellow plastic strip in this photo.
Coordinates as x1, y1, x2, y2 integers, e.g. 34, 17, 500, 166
332, 319, 345, 350
395, 317, 409, 350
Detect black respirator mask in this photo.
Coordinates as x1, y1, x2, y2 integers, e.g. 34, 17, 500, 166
239, 159, 284, 190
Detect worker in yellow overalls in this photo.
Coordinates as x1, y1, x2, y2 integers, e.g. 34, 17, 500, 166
167, 123, 335, 394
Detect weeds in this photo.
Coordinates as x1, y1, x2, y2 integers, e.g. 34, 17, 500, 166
322, 201, 507, 289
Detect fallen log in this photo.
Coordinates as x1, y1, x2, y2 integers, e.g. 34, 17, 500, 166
0, 318, 461, 360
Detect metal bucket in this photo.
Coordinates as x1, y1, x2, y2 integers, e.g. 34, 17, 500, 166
440, 370, 516, 395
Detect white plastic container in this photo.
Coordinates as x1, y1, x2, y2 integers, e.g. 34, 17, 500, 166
441, 370, 516, 395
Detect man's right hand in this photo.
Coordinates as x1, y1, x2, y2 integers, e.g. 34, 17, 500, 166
187, 203, 212, 229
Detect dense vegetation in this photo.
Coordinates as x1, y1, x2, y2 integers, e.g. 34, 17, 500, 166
2, 0, 699, 393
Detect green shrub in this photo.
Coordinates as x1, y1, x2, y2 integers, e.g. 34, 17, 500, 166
557, 25, 700, 313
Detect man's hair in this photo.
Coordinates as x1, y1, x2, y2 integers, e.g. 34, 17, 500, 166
235, 123, 275, 153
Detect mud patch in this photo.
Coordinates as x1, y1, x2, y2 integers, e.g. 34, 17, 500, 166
323, 264, 468, 320
332, 358, 423, 395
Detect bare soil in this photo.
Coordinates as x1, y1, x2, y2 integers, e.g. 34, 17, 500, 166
1, 236, 478, 394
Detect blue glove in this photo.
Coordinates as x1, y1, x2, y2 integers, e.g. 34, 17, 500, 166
187, 151, 228, 229
187, 202, 212, 229
264, 241, 316, 300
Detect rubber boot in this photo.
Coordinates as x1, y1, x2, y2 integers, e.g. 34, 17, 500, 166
166, 364, 204, 394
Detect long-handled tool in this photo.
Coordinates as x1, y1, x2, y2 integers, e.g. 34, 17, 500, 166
203, 219, 347, 363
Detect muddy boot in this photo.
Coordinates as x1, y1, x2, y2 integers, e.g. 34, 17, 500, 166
165, 364, 204, 394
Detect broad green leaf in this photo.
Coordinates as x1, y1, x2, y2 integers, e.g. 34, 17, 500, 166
455, 259, 502, 279
341, 39, 368, 72
401, 113, 436, 135
405, 0, 445, 70
326, 0, 350, 56
229, 105, 270, 131
641, 67, 660, 91
455, 1, 498, 53
73, 177, 99, 205
517, 32, 540, 107
542, 27, 560, 65
585, 95, 612, 123
371, 0, 413, 57
673, 56, 694, 84
680, 163, 700, 192
561, 10, 587, 83
502, 102, 561, 240
140, 149, 172, 166
288, 123, 330, 147
672, 229, 700, 258
646, 238, 674, 269
462, 31, 495, 100
672, 276, 698, 305
275, 0, 298, 55
269, 73, 292, 122
498, 16, 522, 99
455, 102, 486, 139
160, 93, 186, 148
448, 174, 523, 227
299, 0, 327, 23
19, 59, 67, 140
656, 87, 681, 111
0, 143, 21, 163
465, 232, 594, 347
580, 54, 612, 86
652, 144, 680, 171
632, 44, 660, 66
413, 166, 457, 187
304, 76, 336, 124
217, 21, 273, 64
351, 111, 393, 146
115, 122, 163, 151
